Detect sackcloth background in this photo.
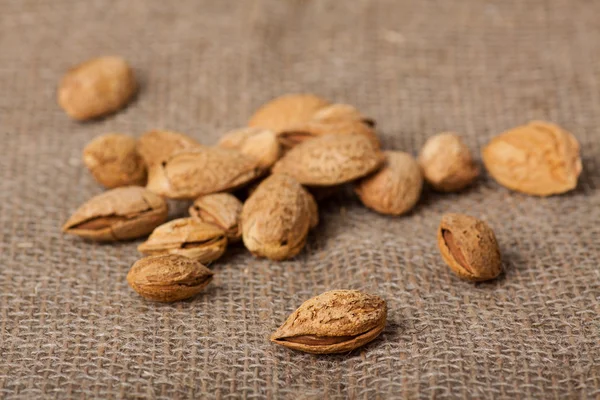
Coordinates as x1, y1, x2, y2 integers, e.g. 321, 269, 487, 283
0, 0, 599, 398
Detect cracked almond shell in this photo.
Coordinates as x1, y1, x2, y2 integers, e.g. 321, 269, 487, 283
271, 290, 387, 354
418, 133, 479, 192
83, 133, 146, 188
62, 186, 168, 241
138, 218, 227, 264
218, 127, 281, 170
189, 193, 243, 242
482, 121, 582, 196
127, 254, 213, 302
248, 93, 330, 132
146, 147, 262, 199
278, 119, 380, 150
437, 213, 502, 282
58, 56, 137, 120
241, 174, 317, 260
272, 134, 385, 186
355, 151, 423, 216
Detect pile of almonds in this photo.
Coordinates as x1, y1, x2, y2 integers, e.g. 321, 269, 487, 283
60, 56, 583, 354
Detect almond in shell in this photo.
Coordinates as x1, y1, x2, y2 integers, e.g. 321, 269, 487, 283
58, 56, 137, 120
241, 174, 317, 260
355, 151, 423, 215
146, 147, 262, 199
138, 218, 228, 264
272, 134, 385, 186
83, 133, 146, 188
62, 186, 168, 241
127, 254, 213, 302
137, 130, 203, 168
271, 290, 387, 354
482, 121, 582, 196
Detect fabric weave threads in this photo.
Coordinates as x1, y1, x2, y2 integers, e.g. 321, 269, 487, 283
1, 0, 599, 398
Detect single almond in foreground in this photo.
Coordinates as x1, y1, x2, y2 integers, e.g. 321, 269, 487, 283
127, 254, 214, 302
271, 290, 387, 354
437, 213, 502, 282
62, 186, 168, 241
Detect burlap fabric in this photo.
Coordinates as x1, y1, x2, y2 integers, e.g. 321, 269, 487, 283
1, 0, 599, 398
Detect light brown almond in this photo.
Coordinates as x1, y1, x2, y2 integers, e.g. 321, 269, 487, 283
138, 218, 227, 264
418, 133, 479, 192
482, 121, 582, 196
62, 186, 168, 241
127, 254, 213, 302
146, 147, 262, 199
272, 134, 385, 186
189, 193, 243, 241
437, 213, 502, 282
218, 127, 281, 169
355, 151, 423, 215
312, 103, 375, 126
271, 290, 387, 354
241, 174, 317, 260
58, 56, 136, 120
83, 133, 146, 188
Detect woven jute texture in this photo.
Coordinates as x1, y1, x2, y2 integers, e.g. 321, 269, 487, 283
1, 0, 599, 398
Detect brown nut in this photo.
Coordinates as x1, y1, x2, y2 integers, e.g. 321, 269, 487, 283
218, 127, 281, 170
137, 130, 203, 169
127, 254, 213, 302
271, 290, 387, 354
248, 93, 330, 132
437, 213, 502, 282
272, 134, 385, 186
82, 133, 146, 188
58, 56, 137, 120
241, 174, 317, 260
62, 186, 168, 241
138, 218, 228, 264
189, 193, 243, 242
418, 133, 479, 192
355, 151, 423, 216
482, 121, 582, 196
146, 147, 262, 199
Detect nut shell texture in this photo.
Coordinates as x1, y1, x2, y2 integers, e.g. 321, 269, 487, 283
83, 133, 146, 188
241, 174, 316, 260
355, 151, 423, 215
58, 56, 136, 120
127, 254, 213, 302
271, 290, 387, 354
62, 186, 168, 241
437, 213, 502, 282
482, 121, 581, 196
272, 134, 384, 186
418, 133, 479, 192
